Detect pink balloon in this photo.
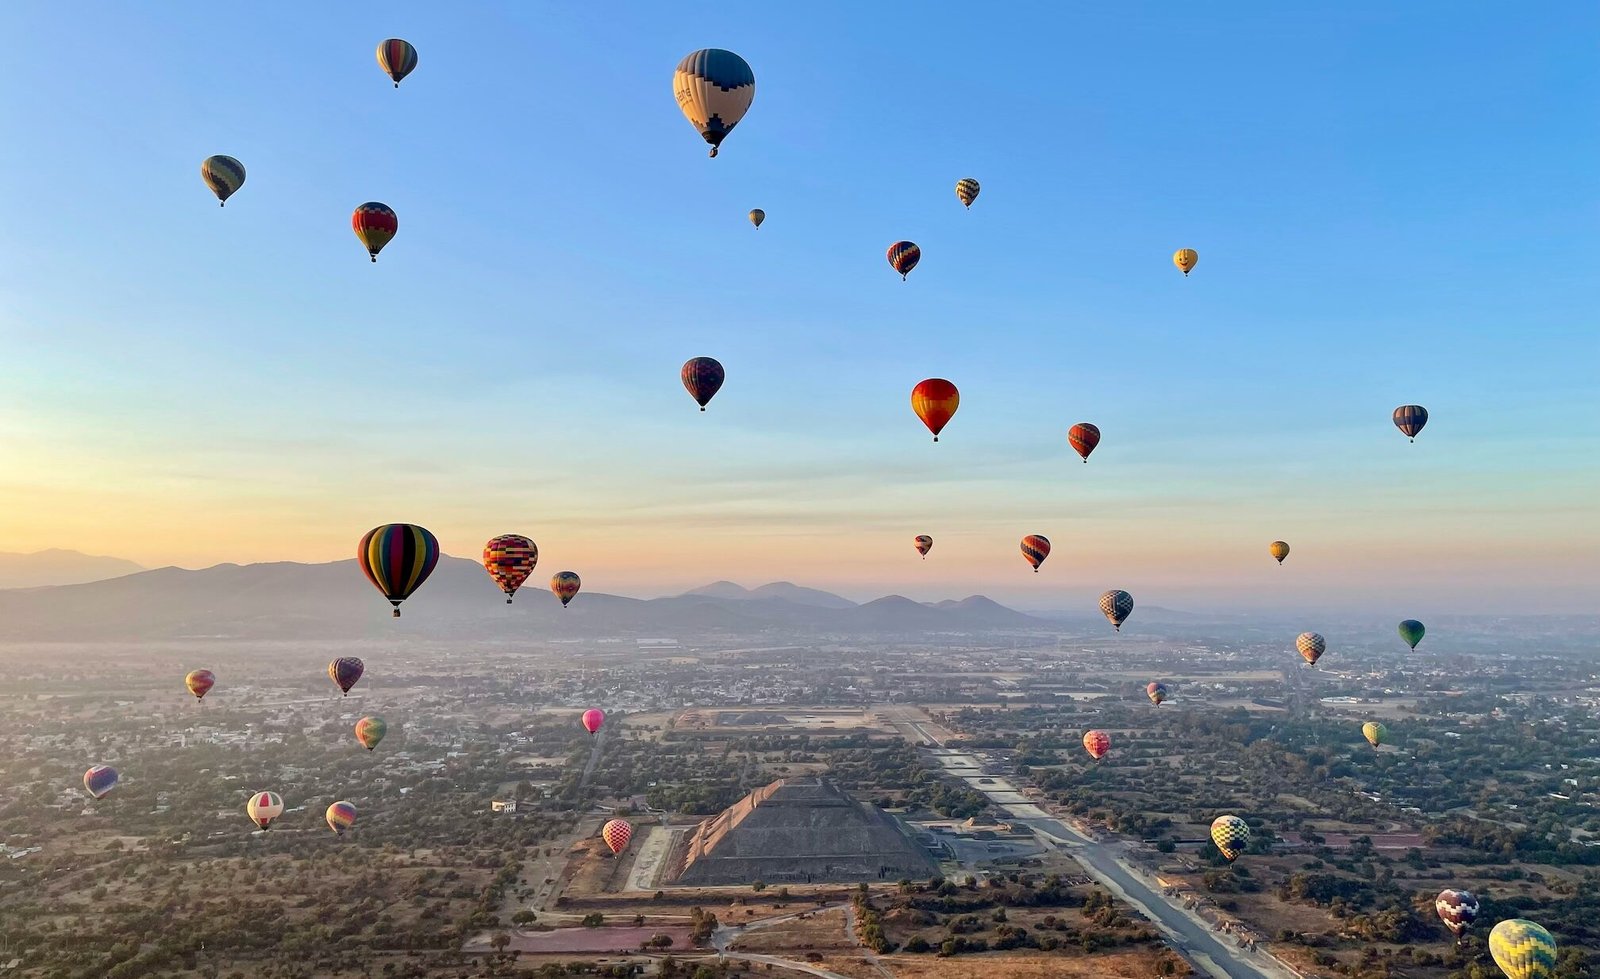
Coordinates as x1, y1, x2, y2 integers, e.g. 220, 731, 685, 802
581, 709, 605, 735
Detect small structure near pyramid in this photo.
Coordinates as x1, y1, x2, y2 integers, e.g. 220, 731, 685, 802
668, 776, 938, 886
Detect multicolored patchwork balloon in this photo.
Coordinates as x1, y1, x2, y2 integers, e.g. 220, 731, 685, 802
355, 715, 388, 751
1146, 682, 1168, 706
1489, 919, 1557, 979
484, 534, 538, 603
352, 202, 398, 263
1020, 535, 1051, 572
326, 801, 357, 835
911, 378, 959, 442
84, 765, 118, 799
1082, 730, 1111, 760
1068, 423, 1100, 463
601, 818, 634, 855
1435, 889, 1479, 940
887, 240, 921, 280
551, 571, 581, 608
376, 39, 418, 88
1296, 632, 1326, 667
955, 178, 980, 208
1210, 815, 1249, 862
1100, 590, 1134, 631
200, 155, 245, 207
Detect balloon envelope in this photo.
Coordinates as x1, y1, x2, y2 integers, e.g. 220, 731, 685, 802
358, 524, 439, 616
1082, 730, 1111, 760
484, 534, 538, 602
1100, 590, 1134, 631
1020, 535, 1050, 572
1173, 248, 1198, 275
955, 178, 980, 208
1398, 619, 1426, 650
1489, 919, 1557, 979
552, 571, 581, 607
748, 208, 765, 228
581, 709, 605, 735
1435, 889, 1479, 938
682, 357, 725, 410
185, 669, 215, 700
1146, 682, 1168, 706
1296, 632, 1326, 666
911, 379, 959, 441
352, 202, 398, 262
200, 155, 245, 206
247, 791, 284, 829
1211, 815, 1249, 861
1362, 721, 1387, 747
327, 801, 357, 835
673, 49, 755, 157
376, 39, 418, 86
84, 765, 118, 799
601, 818, 634, 855
887, 241, 921, 280
914, 535, 933, 559
1068, 423, 1100, 462
1393, 405, 1428, 440
329, 657, 365, 695
1269, 541, 1290, 564
356, 715, 388, 751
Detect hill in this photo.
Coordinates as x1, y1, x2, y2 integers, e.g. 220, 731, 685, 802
0, 548, 145, 588
0, 557, 1043, 641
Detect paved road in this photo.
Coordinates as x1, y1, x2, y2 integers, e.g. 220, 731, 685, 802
579, 728, 605, 787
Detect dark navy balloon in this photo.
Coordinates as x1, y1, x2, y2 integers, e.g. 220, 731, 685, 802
1393, 404, 1428, 441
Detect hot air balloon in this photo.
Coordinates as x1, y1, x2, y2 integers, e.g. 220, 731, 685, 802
200, 155, 245, 207
355, 715, 388, 751
84, 765, 118, 799
552, 571, 581, 608
326, 801, 357, 835
1269, 541, 1290, 565
1211, 815, 1250, 862
329, 657, 365, 696
185, 669, 215, 701
601, 818, 634, 855
1398, 619, 1426, 650
748, 209, 765, 229
1100, 590, 1134, 631
247, 791, 284, 830
376, 39, 418, 87
911, 378, 958, 442
1020, 535, 1051, 572
914, 535, 933, 560
1435, 889, 1479, 941
581, 708, 605, 736
1362, 721, 1388, 748
955, 178, 980, 208
1173, 248, 1198, 276
1393, 405, 1428, 441
1082, 730, 1111, 760
1147, 682, 1169, 706
887, 241, 921, 280
1489, 919, 1557, 979
1296, 632, 1326, 667
682, 357, 725, 411
357, 524, 440, 617
484, 534, 538, 603
1068, 423, 1100, 463
673, 49, 755, 158
352, 202, 398, 262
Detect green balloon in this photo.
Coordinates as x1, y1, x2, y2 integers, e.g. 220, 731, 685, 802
1398, 619, 1426, 650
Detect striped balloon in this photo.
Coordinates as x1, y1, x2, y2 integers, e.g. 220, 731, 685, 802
484, 534, 538, 603
1173, 248, 1198, 275
352, 202, 398, 263
955, 178, 980, 208
200, 155, 245, 206
673, 49, 755, 157
1100, 589, 1134, 631
357, 524, 439, 616
914, 535, 933, 559
355, 715, 387, 751
376, 38, 418, 87
84, 765, 118, 799
1082, 730, 1111, 760
887, 241, 921, 280
682, 357, 725, 411
1211, 815, 1249, 861
1435, 889, 1479, 939
911, 378, 958, 441
326, 801, 357, 835
601, 818, 634, 855
1489, 919, 1557, 979
551, 571, 581, 608
1393, 404, 1428, 441
247, 791, 284, 830
329, 657, 365, 696
1020, 535, 1050, 572
1296, 632, 1326, 667
1068, 423, 1100, 463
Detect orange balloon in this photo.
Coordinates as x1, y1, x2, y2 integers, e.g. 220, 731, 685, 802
1083, 730, 1111, 760
911, 378, 959, 442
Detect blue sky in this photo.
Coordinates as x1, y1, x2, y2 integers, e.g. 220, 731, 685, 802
0, 2, 1595, 612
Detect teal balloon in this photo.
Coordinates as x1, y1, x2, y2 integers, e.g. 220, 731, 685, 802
1398, 619, 1426, 650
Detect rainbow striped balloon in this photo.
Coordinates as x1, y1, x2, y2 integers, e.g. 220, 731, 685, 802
326, 801, 357, 835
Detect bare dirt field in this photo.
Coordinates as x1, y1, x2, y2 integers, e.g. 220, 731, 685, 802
728, 908, 854, 953
878, 949, 1177, 979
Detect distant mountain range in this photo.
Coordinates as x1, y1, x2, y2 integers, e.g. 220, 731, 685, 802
0, 549, 146, 589
0, 557, 1046, 641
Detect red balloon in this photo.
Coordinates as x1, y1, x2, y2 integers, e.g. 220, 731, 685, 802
911, 378, 959, 442
1083, 730, 1111, 760
601, 819, 633, 855
581, 708, 605, 735
1068, 423, 1100, 463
